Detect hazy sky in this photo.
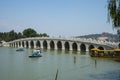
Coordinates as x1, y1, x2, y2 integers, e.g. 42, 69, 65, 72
0, 0, 117, 37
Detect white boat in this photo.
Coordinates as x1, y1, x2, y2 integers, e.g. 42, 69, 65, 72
29, 48, 42, 58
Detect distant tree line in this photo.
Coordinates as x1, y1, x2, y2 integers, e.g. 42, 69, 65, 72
0, 28, 49, 42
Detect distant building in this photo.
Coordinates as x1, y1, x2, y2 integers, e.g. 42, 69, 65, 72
0, 41, 9, 47
97, 37, 108, 41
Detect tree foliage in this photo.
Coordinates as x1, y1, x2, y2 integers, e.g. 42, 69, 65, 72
0, 30, 19, 41
0, 28, 49, 42
108, 0, 120, 27
9, 30, 18, 41
23, 28, 37, 37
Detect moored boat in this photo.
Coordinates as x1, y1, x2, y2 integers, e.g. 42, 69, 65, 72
90, 48, 120, 58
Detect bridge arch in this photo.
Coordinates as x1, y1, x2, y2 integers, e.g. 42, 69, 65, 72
80, 43, 86, 52
16, 42, 18, 48
72, 42, 77, 51
98, 46, 104, 50
22, 41, 24, 48
65, 41, 70, 51
13, 43, 15, 47
89, 45, 95, 52
26, 41, 29, 48
36, 40, 41, 48
50, 40, 55, 49
30, 40, 34, 49
19, 41, 21, 47
43, 40, 47, 49
57, 41, 62, 50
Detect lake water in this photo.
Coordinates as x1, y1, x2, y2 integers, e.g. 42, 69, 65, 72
0, 47, 120, 80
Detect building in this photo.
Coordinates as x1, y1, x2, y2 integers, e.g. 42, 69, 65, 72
97, 37, 108, 41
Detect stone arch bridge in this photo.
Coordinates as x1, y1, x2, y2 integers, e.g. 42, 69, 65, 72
8, 37, 117, 52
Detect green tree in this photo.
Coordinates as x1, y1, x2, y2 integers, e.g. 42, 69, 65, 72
0, 28, 49, 41
9, 30, 17, 41
23, 28, 37, 37
108, 0, 120, 43
17, 32, 23, 39
42, 33, 49, 37
108, 0, 120, 27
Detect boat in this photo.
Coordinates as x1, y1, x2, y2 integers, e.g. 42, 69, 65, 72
90, 48, 120, 58
16, 47, 24, 51
29, 48, 42, 58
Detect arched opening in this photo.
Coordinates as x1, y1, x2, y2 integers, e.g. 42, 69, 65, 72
80, 43, 86, 52
89, 45, 94, 52
22, 41, 24, 48
11, 43, 12, 47
36, 40, 41, 48
16, 42, 18, 48
12, 44, 14, 47
43, 40, 47, 49
98, 46, 104, 50
57, 41, 62, 50
9, 43, 11, 47
72, 42, 77, 51
12, 43, 13, 47
50, 40, 55, 49
30, 41, 34, 49
19, 41, 21, 47
65, 42, 70, 51
10, 43, 12, 47
26, 41, 29, 48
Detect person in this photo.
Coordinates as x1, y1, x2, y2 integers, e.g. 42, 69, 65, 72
74, 56, 76, 64
95, 59, 97, 68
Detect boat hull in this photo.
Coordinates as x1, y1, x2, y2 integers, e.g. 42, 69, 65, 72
90, 54, 120, 58
29, 56, 42, 58
16, 50, 24, 51
16, 48, 24, 51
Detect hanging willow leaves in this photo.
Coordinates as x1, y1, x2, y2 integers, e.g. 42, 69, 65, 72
108, 0, 120, 27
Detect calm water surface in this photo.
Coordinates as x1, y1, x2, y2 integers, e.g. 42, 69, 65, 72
0, 47, 120, 80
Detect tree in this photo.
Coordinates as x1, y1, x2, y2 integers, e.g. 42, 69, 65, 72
23, 28, 37, 37
108, 0, 120, 43
17, 32, 23, 39
108, 0, 120, 27
42, 33, 49, 37
0, 28, 49, 41
9, 30, 17, 41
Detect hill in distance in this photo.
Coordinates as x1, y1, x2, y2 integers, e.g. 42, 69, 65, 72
76, 32, 118, 42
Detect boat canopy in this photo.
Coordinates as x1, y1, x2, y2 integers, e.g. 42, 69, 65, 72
114, 48, 120, 51
91, 48, 120, 52
91, 48, 99, 51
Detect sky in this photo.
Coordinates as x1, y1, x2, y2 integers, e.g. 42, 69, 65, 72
0, 0, 117, 37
